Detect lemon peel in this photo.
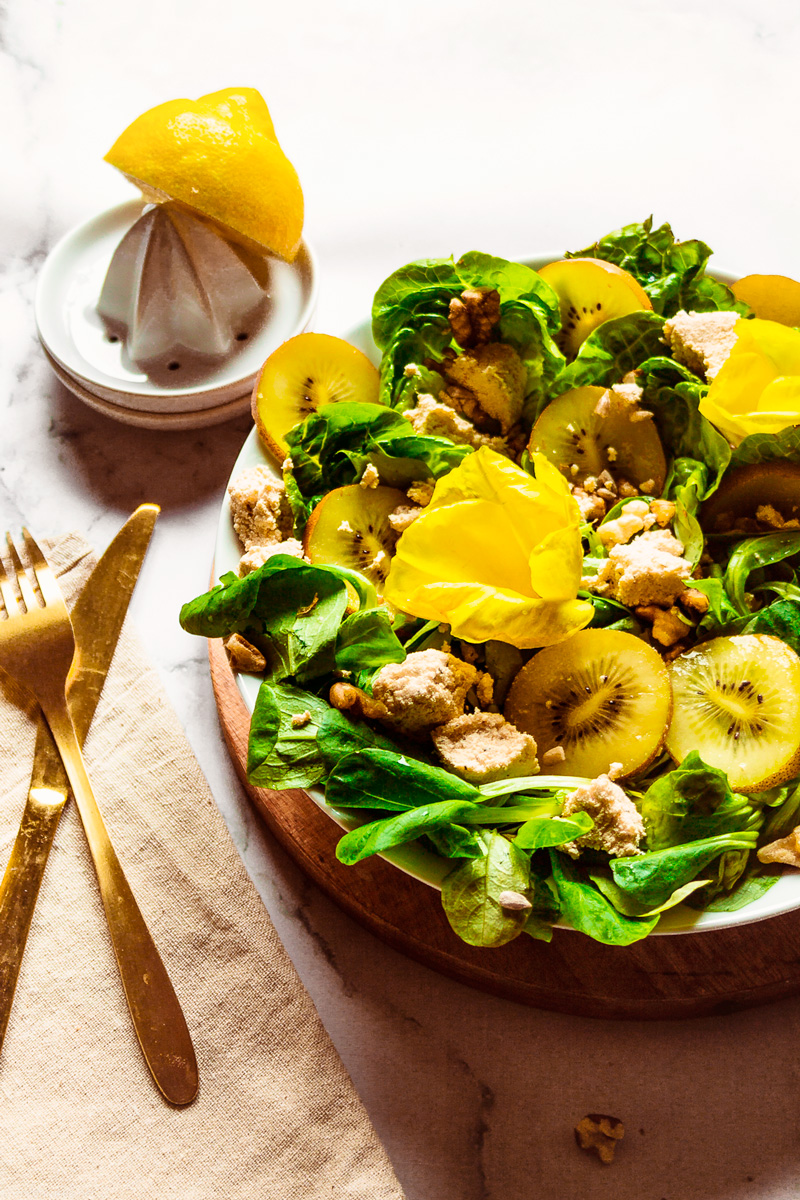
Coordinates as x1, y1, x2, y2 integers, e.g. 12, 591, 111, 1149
105, 88, 303, 262
700, 318, 800, 445
384, 447, 594, 648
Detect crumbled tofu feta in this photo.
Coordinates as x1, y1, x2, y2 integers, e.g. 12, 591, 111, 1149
388, 504, 422, 534
541, 745, 566, 767
238, 538, 305, 576
598, 504, 651, 549
338, 519, 355, 535
228, 466, 293, 550
585, 529, 692, 607
561, 774, 645, 858
431, 711, 538, 784
369, 548, 389, 577
606, 446, 618, 463
442, 343, 526, 433
403, 362, 421, 377
360, 462, 380, 489
611, 381, 644, 407
371, 649, 479, 736
571, 486, 607, 524
291, 710, 313, 729
223, 632, 267, 673
403, 393, 509, 455
663, 309, 740, 381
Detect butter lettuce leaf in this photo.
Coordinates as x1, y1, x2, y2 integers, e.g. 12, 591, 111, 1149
569, 217, 749, 317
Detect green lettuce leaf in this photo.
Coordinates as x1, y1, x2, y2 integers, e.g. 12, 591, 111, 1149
568, 217, 749, 317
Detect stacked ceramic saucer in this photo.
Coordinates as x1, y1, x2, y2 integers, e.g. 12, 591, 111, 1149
36, 199, 317, 430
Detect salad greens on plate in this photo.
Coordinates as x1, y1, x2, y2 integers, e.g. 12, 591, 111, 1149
182, 217, 800, 949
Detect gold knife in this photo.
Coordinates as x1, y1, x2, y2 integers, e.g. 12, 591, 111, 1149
0, 507, 166, 1055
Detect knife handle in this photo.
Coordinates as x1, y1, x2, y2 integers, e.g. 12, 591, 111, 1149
0, 788, 66, 1052
43, 698, 199, 1107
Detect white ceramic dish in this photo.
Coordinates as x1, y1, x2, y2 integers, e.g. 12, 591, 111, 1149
214, 260, 800, 936
36, 199, 318, 427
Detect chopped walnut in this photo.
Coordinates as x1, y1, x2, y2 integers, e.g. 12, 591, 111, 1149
328, 682, 389, 723
649, 499, 676, 528
475, 671, 494, 707
291, 710, 312, 729
574, 1114, 625, 1164
755, 503, 800, 531
635, 604, 690, 647
677, 587, 710, 615
448, 287, 501, 348
758, 827, 800, 866
223, 633, 266, 673
541, 745, 566, 767
498, 890, 533, 912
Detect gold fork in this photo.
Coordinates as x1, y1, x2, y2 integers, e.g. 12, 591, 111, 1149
0, 530, 198, 1106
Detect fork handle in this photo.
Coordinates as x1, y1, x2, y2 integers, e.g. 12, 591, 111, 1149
42, 698, 198, 1107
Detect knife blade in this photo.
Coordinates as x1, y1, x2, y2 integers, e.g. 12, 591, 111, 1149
0, 503, 159, 1053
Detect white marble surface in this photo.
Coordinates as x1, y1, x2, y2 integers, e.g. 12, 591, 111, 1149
5, 1, 800, 1196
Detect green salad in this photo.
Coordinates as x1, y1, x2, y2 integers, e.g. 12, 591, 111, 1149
181, 217, 800, 948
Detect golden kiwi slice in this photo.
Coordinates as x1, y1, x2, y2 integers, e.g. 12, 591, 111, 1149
504, 628, 671, 779
666, 634, 800, 792
303, 484, 406, 592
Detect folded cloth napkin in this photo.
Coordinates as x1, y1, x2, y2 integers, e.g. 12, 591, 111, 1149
0, 533, 405, 1200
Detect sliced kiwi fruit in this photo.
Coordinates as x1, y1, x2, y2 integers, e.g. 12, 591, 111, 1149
303, 484, 407, 591
666, 634, 800, 791
537, 258, 652, 357
701, 461, 800, 532
528, 385, 667, 493
504, 628, 671, 779
252, 332, 381, 460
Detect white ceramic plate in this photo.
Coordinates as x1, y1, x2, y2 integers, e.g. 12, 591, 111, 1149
214, 264, 800, 935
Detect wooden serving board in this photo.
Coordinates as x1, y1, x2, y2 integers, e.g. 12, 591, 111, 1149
209, 638, 800, 1020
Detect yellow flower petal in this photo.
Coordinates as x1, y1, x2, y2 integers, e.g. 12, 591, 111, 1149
384, 447, 593, 649
701, 318, 800, 445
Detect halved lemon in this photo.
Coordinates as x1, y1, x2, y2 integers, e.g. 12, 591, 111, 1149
105, 88, 304, 262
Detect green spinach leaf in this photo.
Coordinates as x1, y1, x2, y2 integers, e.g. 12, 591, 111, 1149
549, 851, 658, 944
441, 831, 538, 947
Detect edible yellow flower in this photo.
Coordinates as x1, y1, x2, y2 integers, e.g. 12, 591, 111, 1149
384, 447, 593, 648
700, 318, 800, 445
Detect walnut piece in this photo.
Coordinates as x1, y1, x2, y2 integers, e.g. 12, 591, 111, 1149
223, 633, 266, 673
448, 287, 501, 349
574, 1114, 625, 1164
328, 682, 390, 723
758, 827, 800, 866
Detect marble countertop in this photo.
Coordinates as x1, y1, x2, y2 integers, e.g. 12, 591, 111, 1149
5, 1, 800, 1196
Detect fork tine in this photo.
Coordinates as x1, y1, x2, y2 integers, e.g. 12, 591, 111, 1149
0, 552, 19, 617
21, 529, 64, 609
6, 534, 38, 612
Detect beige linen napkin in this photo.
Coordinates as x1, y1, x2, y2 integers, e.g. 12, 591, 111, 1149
0, 533, 405, 1200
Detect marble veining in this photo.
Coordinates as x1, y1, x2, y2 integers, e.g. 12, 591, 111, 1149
5, 0, 800, 1197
